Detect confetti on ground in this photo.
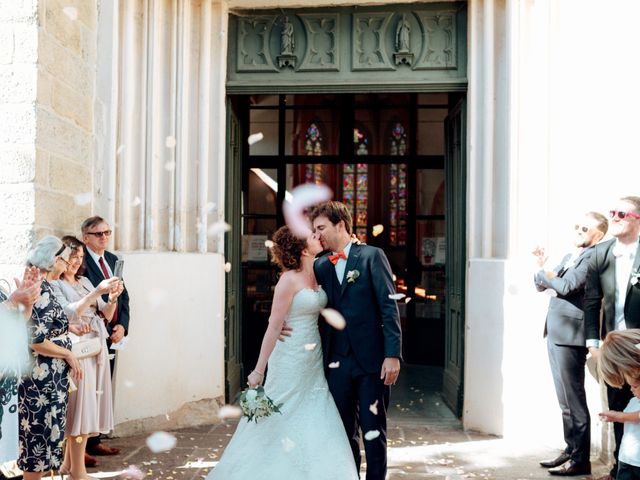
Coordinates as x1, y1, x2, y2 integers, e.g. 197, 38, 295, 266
146, 431, 177, 453
120, 465, 144, 479
248, 132, 264, 145
321, 308, 346, 330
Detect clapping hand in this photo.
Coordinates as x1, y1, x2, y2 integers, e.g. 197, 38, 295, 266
532, 246, 548, 269
97, 277, 120, 295
9, 266, 43, 314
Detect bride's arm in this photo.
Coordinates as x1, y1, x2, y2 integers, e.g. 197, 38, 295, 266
248, 274, 296, 387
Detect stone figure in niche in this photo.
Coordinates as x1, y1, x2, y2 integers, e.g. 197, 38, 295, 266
281, 16, 294, 55
396, 14, 410, 53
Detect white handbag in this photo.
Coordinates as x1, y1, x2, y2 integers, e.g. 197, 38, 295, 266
71, 336, 101, 359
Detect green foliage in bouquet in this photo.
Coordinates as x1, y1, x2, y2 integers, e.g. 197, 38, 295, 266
238, 385, 283, 423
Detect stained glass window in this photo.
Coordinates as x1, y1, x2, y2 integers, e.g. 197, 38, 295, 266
388, 122, 408, 246
303, 122, 325, 184
389, 122, 407, 156
342, 128, 370, 242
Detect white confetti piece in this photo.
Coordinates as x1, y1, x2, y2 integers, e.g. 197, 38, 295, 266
116, 144, 125, 155
208, 220, 231, 236
165, 136, 176, 148
164, 161, 176, 171
364, 430, 380, 441
218, 405, 243, 420
304, 343, 317, 351
146, 431, 177, 453
281, 437, 296, 452
389, 293, 406, 300
247, 132, 264, 145
131, 196, 141, 207
283, 183, 333, 238
73, 192, 92, 206
372, 224, 384, 237
120, 465, 145, 479
63, 6, 78, 20
404, 297, 412, 303
321, 308, 346, 330
328, 361, 340, 369
264, 240, 274, 248
369, 400, 378, 415
223, 262, 231, 273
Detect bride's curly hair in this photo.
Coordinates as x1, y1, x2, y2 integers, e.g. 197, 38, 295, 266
270, 226, 306, 271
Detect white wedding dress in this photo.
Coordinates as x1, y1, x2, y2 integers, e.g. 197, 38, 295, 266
206, 287, 358, 480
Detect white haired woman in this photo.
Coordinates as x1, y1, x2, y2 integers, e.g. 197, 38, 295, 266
18, 236, 82, 480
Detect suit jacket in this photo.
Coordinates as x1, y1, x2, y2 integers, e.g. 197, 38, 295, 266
82, 248, 130, 337
584, 238, 640, 341
534, 247, 594, 347
313, 243, 402, 374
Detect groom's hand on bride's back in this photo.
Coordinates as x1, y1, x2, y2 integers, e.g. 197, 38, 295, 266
278, 321, 292, 342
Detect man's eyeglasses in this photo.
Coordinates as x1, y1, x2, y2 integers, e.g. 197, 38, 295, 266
574, 225, 590, 233
86, 230, 112, 238
609, 210, 640, 221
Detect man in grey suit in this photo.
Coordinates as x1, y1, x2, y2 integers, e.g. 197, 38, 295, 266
534, 211, 608, 476
584, 196, 640, 480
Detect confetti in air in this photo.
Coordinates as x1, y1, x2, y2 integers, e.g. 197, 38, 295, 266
321, 308, 346, 330
247, 132, 264, 145
223, 262, 231, 273
73, 192, 92, 206
208, 220, 231, 236
120, 465, 145, 479
131, 196, 141, 207
62, 6, 78, 20
328, 361, 340, 369
281, 437, 296, 452
206, 202, 217, 213
404, 297, 412, 303
364, 430, 380, 441
304, 343, 317, 351
283, 183, 333, 238
264, 240, 274, 248
388, 293, 406, 300
116, 144, 125, 155
146, 431, 177, 453
218, 405, 243, 420
369, 400, 379, 415
372, 224, 384, 237
165, 136, 176, 148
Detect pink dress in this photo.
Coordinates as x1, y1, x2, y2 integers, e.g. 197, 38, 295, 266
50, 277, 114, 437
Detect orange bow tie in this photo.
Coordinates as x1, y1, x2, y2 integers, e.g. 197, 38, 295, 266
328, 251, 347, 265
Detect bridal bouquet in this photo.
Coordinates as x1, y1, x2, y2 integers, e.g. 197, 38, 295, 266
239, 385, 282, 423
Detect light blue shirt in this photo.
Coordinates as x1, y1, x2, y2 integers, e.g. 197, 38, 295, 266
333, 241, 353, 285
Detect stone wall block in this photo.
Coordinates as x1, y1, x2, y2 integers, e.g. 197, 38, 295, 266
0, 64, 37, 103
80, 24, 96, 65
35, 148, 50, 186
36, 107, 91, 162
0, 27, 14, 64
34, 189, 78, 231
0, 0, 37, 24
76, 0, 97, 31
44, 0, 81, 54
0, 105, 36, 144
12, 24, 38, 63
51, 78, 92, 131
0, 184, 35, 224
0, 226, 34, 265
38, 31, 90, 97
0, 148, 36, 183
49, 154, 90, 193
37, 68, 53, 107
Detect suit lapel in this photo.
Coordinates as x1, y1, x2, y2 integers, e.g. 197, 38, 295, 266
626, 242, 640, 297
340, 244, 362, 296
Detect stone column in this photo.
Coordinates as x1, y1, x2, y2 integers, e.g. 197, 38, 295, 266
0, 0, 96, 282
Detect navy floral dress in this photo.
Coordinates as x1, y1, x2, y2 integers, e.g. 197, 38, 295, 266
17, 280, 71, 472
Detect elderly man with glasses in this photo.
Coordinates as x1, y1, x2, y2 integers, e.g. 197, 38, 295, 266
79, 216, 130, 464
584, 196, 640, 480
533, 211, 608, 476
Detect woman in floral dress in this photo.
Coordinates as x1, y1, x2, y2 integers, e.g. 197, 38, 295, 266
18, 236, 82, 479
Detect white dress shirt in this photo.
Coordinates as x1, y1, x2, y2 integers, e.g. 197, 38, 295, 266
86, 247, 113, 277
333, 241, 353, 285
613, 240, 637, 331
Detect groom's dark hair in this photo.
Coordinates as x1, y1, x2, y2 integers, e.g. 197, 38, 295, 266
309, 201, 352, 234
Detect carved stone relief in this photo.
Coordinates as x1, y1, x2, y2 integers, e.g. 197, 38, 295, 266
237, 17, 278, 72
394, 13, 414, 66
277, 16, 297, 69
352, 13, 394, 71
298, 14, 340, 72
414, 12, 457, 70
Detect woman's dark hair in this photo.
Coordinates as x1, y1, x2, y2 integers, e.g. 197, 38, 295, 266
270, 226, 307, 271
61, 235, 86, 279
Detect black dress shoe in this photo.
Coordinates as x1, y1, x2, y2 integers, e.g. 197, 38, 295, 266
540, 453, 571, 468
548, 460, 591, 476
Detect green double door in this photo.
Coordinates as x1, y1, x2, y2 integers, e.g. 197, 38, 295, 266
225, 93, 466, 416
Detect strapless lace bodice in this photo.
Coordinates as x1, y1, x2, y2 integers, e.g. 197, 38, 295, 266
206, 287, 358, 480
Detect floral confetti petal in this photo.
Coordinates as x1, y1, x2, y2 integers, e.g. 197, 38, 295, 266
283, 183, 333, 238
372, 224, 384, 237
369, 400, 379, 415
120, 465, 145, 479
304, 343, 317, 351
146, 431, 177, 453
328, 361, 340, 369
248, 132, 264, 145
388, 293, 406, 300
218, 405, 243, 420
165, 136, 177, 148
364, 429, 380, 441
208, 220, 231, 236
321, 308, 346, 330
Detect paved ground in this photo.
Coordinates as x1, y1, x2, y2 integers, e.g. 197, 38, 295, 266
56, 366, 609, 479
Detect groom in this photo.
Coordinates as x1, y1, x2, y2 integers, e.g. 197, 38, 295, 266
310, 201, 402, 480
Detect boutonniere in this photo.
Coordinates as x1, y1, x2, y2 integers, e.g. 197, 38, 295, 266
346, 270, 360, 284
631, 271, 640, 286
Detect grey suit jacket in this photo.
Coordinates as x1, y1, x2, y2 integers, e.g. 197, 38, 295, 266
535, 247, 594, 347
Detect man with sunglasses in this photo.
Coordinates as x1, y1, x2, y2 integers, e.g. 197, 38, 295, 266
584, 196, 640, 480
533, 211, 608, 476
80, 216, 130, 463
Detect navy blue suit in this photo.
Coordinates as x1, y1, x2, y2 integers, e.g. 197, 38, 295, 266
314, 243, 402, 480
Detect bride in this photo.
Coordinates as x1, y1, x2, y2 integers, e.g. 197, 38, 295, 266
206, 226, 358, 479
